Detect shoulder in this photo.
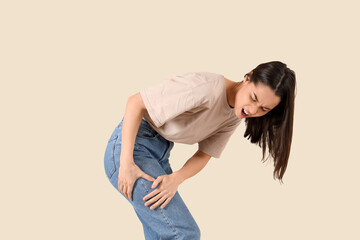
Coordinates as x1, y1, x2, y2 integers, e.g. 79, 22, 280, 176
189, 72, 226, 91
195, 71, 225, 82
170, 71, 225, 97
186, 72, 223, 90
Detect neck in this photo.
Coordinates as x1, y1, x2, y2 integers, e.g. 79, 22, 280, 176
226, 79, 242, 108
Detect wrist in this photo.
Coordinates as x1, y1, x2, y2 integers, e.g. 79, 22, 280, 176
172, 171, 185, 185
120, 154, 135, 163
120, 158, 135, 167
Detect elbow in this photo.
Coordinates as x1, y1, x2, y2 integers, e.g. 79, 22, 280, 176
128, 92, 147, 112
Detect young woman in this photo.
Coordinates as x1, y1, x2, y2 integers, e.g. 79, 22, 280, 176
104, 61, 296, 239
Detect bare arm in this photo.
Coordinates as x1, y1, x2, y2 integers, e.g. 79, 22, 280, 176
174, 150, 212, 184
120, 92, 146, 164
118, 92, 156, 201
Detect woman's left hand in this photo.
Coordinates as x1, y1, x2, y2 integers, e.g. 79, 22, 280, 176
143, 172, 183, 210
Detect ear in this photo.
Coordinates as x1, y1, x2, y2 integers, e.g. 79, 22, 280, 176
244, 74, 250, 83
245, 71, 253, 82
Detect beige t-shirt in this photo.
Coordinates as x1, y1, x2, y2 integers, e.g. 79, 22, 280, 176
139, 71, 242, 158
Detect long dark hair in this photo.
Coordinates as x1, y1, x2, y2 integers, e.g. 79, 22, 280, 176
243, 61, 296, 184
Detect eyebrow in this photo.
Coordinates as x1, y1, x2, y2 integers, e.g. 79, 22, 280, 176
253, 92, 271, 110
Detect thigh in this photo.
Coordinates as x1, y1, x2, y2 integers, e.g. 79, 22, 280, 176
107, 151, 200, 239
132, 176, 200, 240
104, 120, 172, 197
104, 121, 200, 239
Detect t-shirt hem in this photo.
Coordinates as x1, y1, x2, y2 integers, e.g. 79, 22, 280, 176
198, 147, 221, 159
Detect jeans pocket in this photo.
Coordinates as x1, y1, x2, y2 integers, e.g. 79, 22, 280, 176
104, 135, 118, 179
136, 126, 159, 140
133, 141, 152, 159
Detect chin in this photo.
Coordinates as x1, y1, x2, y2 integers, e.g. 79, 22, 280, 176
234, 109, 242, 119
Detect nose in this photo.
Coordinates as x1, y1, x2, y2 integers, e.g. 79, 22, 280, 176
248, 105, 258, 115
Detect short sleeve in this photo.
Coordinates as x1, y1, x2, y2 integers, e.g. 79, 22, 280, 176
140, 72, 210, 128
198, 123, 239, 159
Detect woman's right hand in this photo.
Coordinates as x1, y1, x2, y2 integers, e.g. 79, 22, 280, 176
118, 160, 156, 201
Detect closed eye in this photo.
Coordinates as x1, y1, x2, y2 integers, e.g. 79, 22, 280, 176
252, 94, 269, 112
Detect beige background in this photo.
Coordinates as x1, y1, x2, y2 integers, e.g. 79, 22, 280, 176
1, 0, 359, 239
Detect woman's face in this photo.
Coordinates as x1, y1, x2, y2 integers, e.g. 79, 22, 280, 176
233, 75, 281, 119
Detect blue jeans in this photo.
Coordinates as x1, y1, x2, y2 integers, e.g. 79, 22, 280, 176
104, 117, 201, 240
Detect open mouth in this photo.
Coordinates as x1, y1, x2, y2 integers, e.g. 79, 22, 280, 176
241, 108, 249, 117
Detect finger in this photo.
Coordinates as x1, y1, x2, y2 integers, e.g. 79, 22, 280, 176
142, 173, 155, 182
146, 192, 164, 207
146, 194, 163, 208
143, 189, 160, 201
123, 184, 129, 200
119, 182, 124, 194
119, 180, 125, 193
127, 184, 133, 201
151, 176, 162, 189
150, 195, 167, 210
144, 192, 163, 208
120, 183, 125, 195
160, 197, 172, 209
119, 183, 125, 197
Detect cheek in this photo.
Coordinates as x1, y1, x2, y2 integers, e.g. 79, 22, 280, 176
234, 93, 246, 108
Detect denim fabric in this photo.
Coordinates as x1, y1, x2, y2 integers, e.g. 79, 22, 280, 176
104, 117, 201, 240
